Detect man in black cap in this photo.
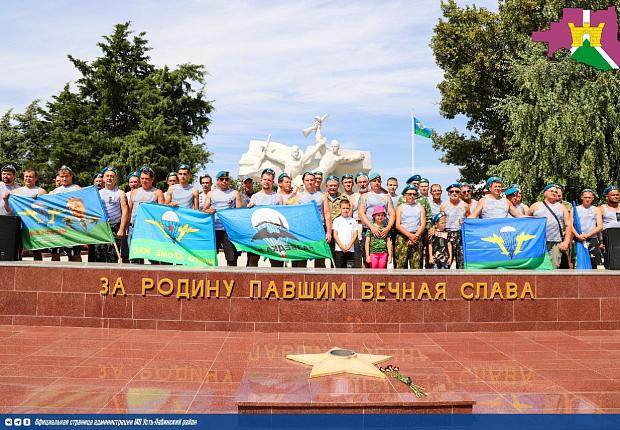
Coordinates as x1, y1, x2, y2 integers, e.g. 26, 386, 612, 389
0, 164, 18, 216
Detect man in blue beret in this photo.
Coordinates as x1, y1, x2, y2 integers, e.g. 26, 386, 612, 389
470, 176, 522, 219
95, 166, 128, 263
505, 184, 529, 216
439, 183, 469, 268
358, 172, 395, 267
529, 184, 572, 269
419, 178, 430, 199
203, 171, 242, 266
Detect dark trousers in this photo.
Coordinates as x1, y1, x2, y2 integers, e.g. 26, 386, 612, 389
216, 229, 238, 266
334, 251, 355, 268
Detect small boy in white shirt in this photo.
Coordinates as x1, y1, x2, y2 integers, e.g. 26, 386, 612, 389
332, 200, 357, 268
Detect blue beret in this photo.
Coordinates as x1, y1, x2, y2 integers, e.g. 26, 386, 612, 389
216, 170, 229, 179
368, 171, 381, 181
432, 211, 446, 225
485, 176, 503, 190
101, 166, 118, 175
542, 183, 559, 193
354, 172, 368, 181
406, 174, 421, 184
446, 183, 461, 192
402, 184, 419, 195
603, 185, 619, 196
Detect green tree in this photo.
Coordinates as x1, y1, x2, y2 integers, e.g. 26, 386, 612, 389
431, 0, 620, 200
0, 101, 50, 185
5, 22, 213, 190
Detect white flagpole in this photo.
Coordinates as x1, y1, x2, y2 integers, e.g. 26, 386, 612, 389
411, 111, 415, 174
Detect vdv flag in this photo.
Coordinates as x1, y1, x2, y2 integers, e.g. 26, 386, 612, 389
217, 203, 332, 261
8, 185, 114, 250
413, 117, 432, 138
463, 217, 553, 270
129, 203, 217, 266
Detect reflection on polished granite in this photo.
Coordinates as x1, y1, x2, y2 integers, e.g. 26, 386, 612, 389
1, 326, 619, 413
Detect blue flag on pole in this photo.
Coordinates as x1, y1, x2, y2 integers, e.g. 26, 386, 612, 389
8, 185, 114, 250
217, 203, 332, 261
413, 117, 432, 138
129, 203, 217, 266
463, 217, 552, 270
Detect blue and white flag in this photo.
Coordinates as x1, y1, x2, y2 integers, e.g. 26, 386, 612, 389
129, 203, 217, 266
463, 217, 552, 270
217, 203, 331, 261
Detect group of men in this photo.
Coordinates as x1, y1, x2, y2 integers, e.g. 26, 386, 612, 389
2, 162, 619, 269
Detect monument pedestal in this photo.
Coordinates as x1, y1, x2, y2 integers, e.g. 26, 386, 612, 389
1, 262, 619, 333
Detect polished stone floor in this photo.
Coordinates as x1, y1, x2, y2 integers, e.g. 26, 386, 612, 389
1, 326, 619, 413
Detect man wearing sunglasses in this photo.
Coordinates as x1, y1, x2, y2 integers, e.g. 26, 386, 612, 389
460, 183, 477, 213
165, 164, 199, 209
203, 171, 242, 266
440, 183, 469, 269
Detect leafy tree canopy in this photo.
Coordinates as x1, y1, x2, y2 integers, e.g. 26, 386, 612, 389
0, 22, 213, 190
431, 0, 620, 201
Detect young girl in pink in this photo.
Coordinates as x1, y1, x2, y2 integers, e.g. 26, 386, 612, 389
365, 206, 393, 269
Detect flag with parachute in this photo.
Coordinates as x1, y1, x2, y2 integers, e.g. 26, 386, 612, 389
129, 203, 217, 266
462, 217, 553, 270
217, 203, 332, 261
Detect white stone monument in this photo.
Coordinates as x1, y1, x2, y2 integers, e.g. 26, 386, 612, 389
238, 115, 371, 185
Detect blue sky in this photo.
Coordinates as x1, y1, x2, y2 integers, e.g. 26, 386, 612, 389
0, 0, 498, 190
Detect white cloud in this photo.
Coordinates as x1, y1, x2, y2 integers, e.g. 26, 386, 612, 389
0, 0, 499, 185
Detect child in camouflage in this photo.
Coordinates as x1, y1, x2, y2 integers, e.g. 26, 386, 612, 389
428, 212, 452, 269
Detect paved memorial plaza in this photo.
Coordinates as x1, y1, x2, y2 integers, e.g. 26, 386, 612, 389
1, 325, 620, 413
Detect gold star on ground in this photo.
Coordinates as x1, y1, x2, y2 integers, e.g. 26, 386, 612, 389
286, 348, 391, 379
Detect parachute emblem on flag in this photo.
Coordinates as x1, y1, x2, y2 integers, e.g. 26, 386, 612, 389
162, 210, 180, 241
145, 209, 200, 243
481, 226, 536, 259
251, 208, 298, 258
